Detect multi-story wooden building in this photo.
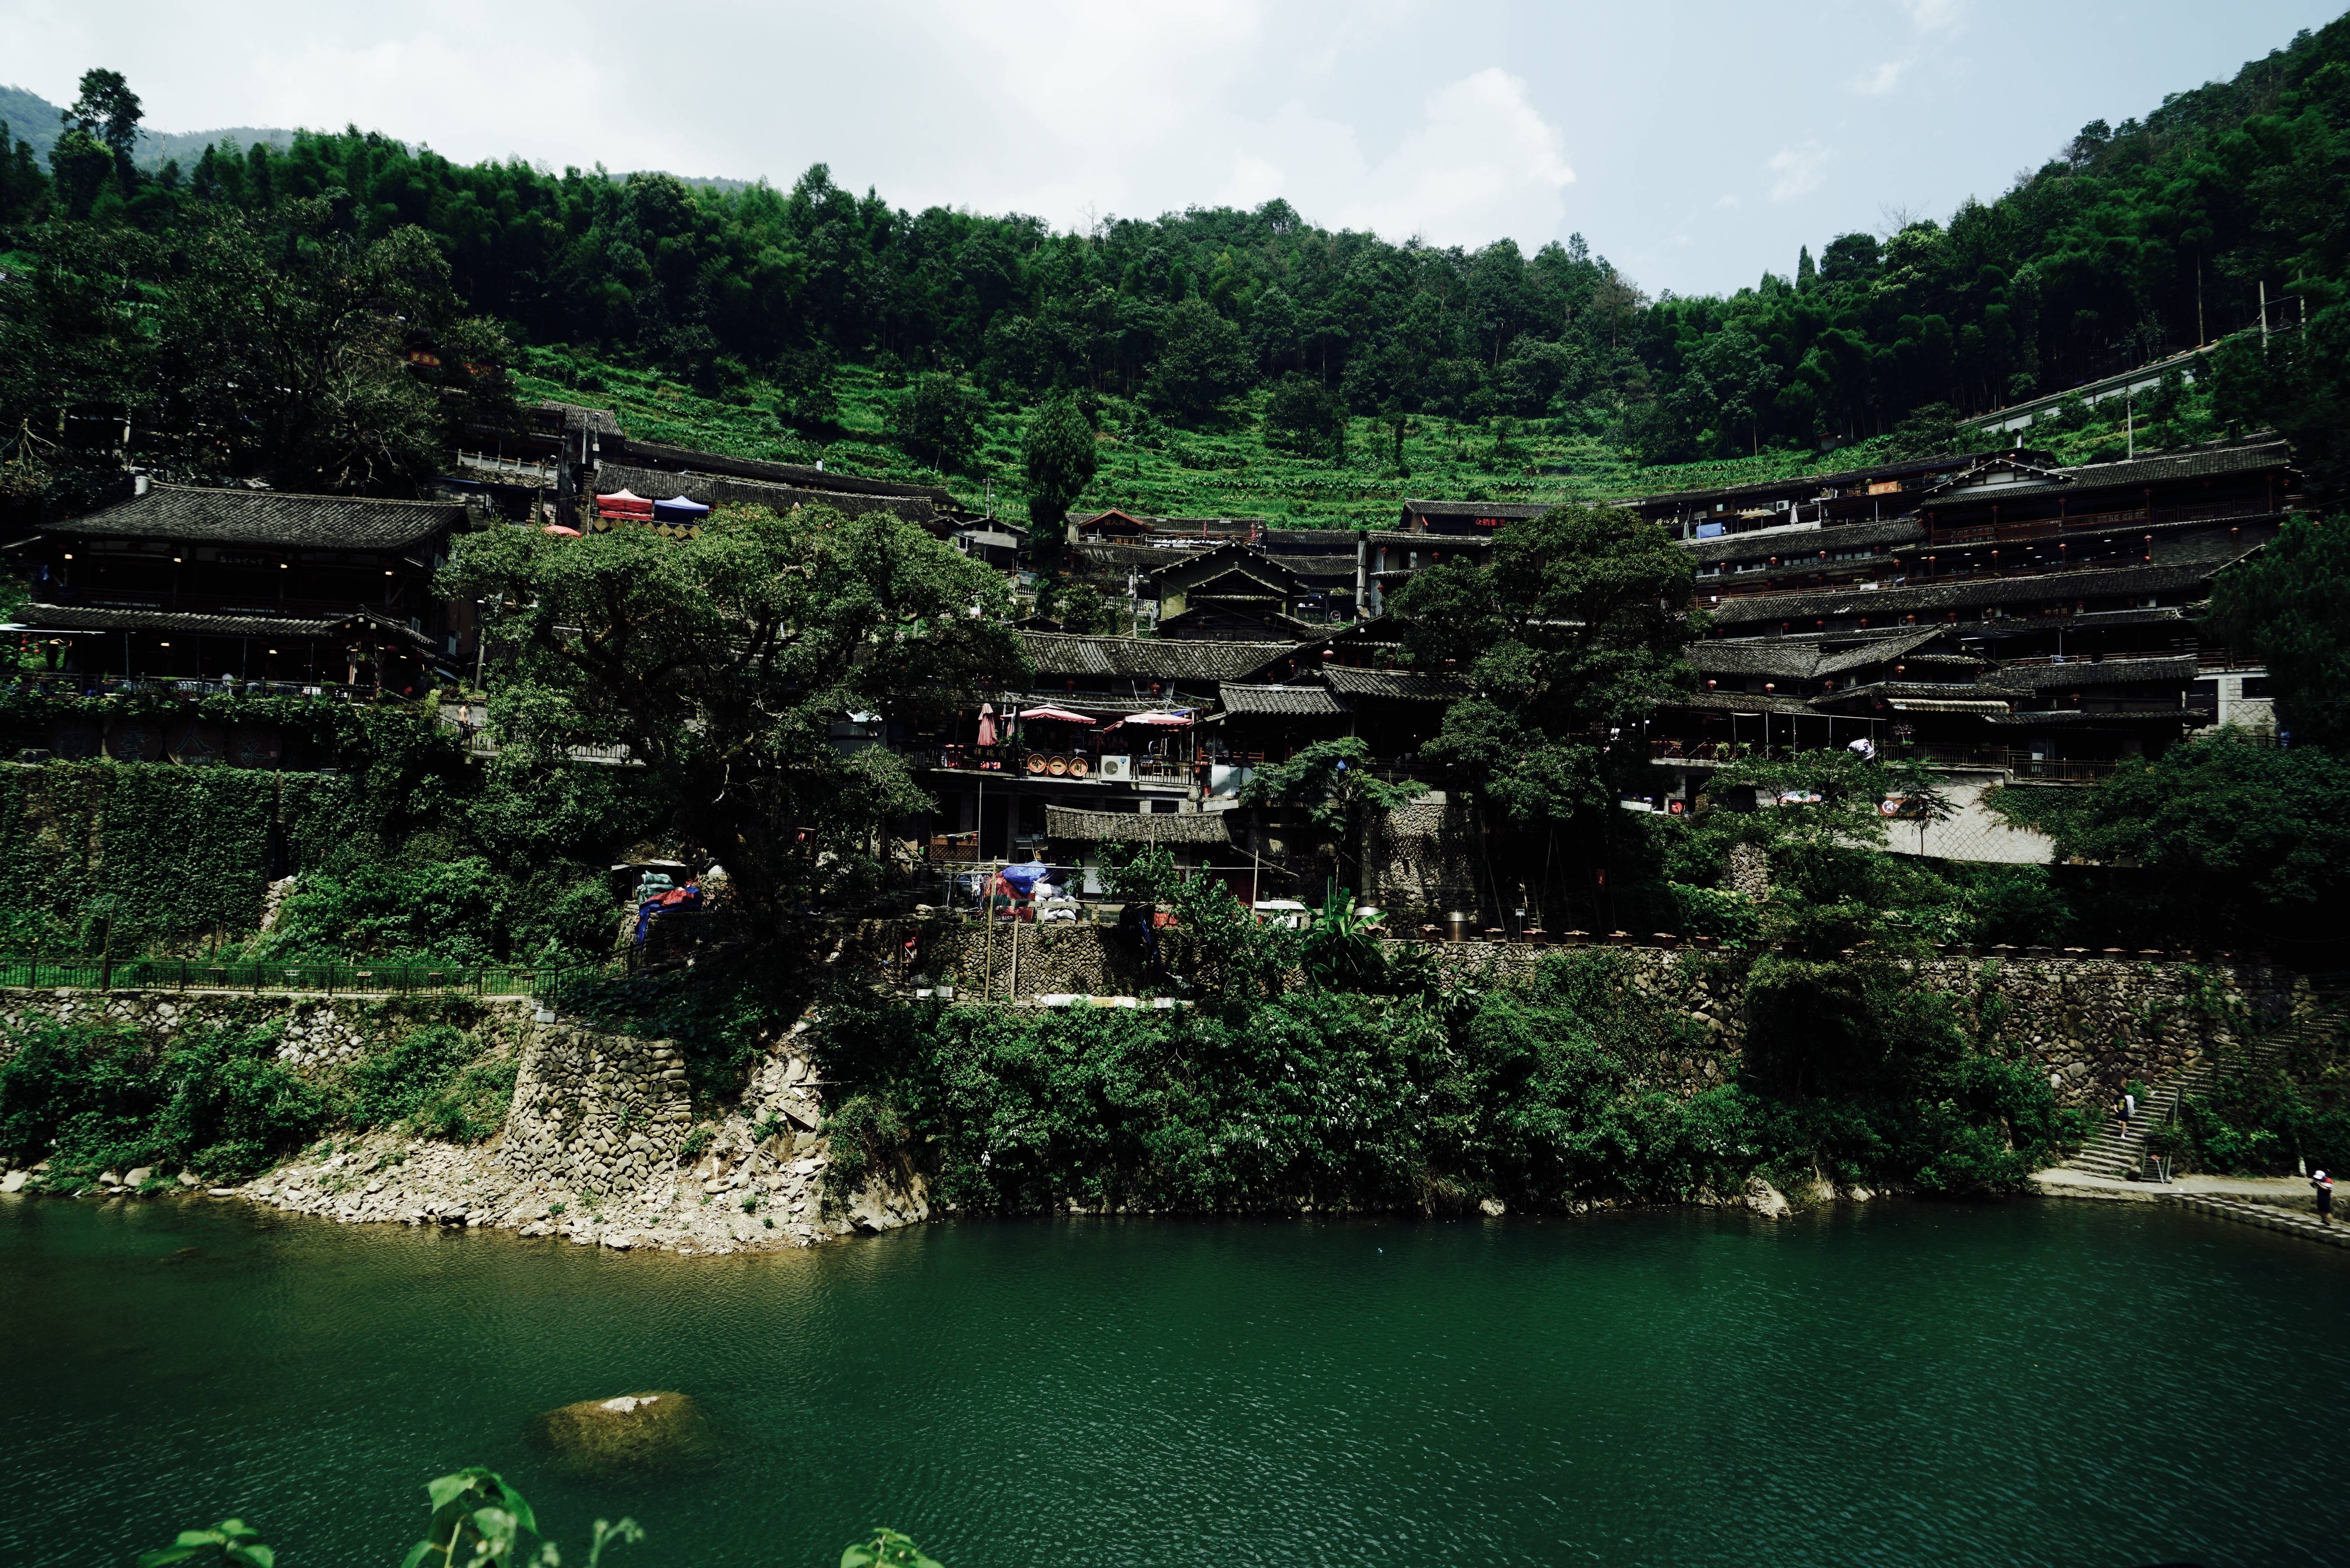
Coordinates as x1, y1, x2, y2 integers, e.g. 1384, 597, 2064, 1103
8, 483, 471, 692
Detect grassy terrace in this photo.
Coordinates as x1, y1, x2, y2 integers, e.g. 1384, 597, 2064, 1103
509, 346, 2122, 528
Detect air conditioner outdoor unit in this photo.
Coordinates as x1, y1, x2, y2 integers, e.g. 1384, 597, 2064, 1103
1096, 754, 1134, 781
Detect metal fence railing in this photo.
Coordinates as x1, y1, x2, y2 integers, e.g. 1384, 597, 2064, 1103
0, 956, 606, 998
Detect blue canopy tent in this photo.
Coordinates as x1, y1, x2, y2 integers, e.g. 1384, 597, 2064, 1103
653, 494, 712, 525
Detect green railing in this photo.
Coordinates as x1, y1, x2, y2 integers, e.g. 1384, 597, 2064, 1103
0, 956, 608, 998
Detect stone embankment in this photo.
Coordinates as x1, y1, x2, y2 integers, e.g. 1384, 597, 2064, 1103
0, 934, 2306, 1246
897, 921, 2299, 1111
0, 988, 926, 1255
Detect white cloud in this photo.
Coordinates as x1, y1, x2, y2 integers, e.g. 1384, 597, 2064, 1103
1853, 58, 1908, 95
1901, 0, 1963, 32
1235, 67, 1574, 249
1714, 193, 1741, 208
1766, 142, 1831, 202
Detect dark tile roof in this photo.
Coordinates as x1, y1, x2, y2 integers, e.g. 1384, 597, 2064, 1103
535, 400, 623, 437
1073, 543, 1171, 572
1687, 642, 1822, 679
1813, 627, 1955, 674
1984, 709, 2194, 727
1401, 499, 1557, 521
1154, 609, 1329, 644
593, 462, 948, 528
1362, 529, 1498, 550
15, 603, 437, 649
1814, 681, 2010, 706
1045, 806, 1233, 844
1217, 683, 1346, 716
1019, 632, 1301, 682
1145, 541, 1298, 589
1682, 518, 1925, 566
1263, 553, 1358, 583
614, 441, 955, 503
43, 487, 466, 551
1922, 440, 2294, 506
1613, 449, 2016, 509
1986, 653, 2202, 690
1259, 528, 1360, 555
1320, 666, 1472, 702
1662, 691, 1816, 716
1007, 691, 1173, 716
1708, 560, 2233, 626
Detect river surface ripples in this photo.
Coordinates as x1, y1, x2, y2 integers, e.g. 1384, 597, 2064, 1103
2, 1195, 2345, 1567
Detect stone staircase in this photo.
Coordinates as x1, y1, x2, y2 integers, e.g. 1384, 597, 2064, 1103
2060, 1075, 2194, 1181
2057, 999, 2344, 1182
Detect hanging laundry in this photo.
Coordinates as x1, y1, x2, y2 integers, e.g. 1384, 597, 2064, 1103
977, 701, 998, 748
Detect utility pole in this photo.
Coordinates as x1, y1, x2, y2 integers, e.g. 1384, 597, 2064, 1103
2126, 392, 2134, 460
2260, 280, 2270, 348
2196, 254, 2206, 347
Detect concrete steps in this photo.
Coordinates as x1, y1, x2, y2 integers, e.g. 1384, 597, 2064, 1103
2058, 1001, 2344, 1182
2169, 1192, 2350, 1248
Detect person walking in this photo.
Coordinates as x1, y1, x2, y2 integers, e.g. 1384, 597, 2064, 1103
2315, 1169, 2335, 1226
2118, 1087, 2136, 1138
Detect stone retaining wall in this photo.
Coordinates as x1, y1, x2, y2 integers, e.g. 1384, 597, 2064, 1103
494, 1021, 693, 1199
0, 989, 536, 1070
880, 920, 2303, 1110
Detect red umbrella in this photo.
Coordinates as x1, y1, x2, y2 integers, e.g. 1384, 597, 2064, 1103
1017, 705, 1099, 724
542, 524, 582, 538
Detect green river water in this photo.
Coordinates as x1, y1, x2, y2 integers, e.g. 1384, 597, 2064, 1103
3, 1194, 2346, 1568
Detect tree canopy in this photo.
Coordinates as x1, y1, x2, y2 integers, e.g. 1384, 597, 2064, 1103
438, 503, 1027, 935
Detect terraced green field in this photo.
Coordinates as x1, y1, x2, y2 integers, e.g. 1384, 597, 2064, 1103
509, 346, 2214, 528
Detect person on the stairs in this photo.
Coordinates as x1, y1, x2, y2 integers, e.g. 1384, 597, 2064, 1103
2315, 1169, 2335, 1225
2117, 1087, 2135, 1138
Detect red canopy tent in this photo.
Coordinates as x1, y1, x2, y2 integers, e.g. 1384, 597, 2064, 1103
595, 488, 654, 521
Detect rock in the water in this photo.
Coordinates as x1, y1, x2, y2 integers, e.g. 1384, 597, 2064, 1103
534, 1390, 707, 1474
1742, 1176, 1791, 1218
1477, 1196, 1506, 1217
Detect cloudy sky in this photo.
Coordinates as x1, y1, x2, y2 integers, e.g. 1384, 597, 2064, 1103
4, 0, 2340, 296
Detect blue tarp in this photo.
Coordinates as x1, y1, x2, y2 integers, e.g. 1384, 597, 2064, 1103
998, 862, 1051, 894
1695, 521, 1725, 538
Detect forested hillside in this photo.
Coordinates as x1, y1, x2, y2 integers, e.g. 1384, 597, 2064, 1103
7, 15, 2350, 521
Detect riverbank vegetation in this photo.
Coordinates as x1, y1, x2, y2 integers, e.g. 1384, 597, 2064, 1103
810, 794, 2087, 1212
814, 945, 2072, 1213
0, 1001, 519, 1184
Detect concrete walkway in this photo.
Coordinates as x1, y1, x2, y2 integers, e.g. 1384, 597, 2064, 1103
2030, 1168, 2316, 1205
2032, 1166, 2349, 1249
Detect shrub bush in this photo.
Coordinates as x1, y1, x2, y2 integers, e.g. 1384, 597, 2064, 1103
0, 1018, 329, 1181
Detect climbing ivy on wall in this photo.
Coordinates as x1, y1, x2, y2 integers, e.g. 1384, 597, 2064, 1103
0, 692, 662, 960
0, 763, 361, 954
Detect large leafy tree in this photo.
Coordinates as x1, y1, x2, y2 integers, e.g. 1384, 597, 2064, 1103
886, 372, 982, 472
2203, 516, 2350, 752
1392, 504, 1694, 922
1399, 504, 1695, 827
2049, 733, 2350, 955
1239, 737, 1424, 895
1020, 389, 1097, 557
151, 205, 516, 493
1145, 298, 1249, 420
440, 504, 1026, 935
